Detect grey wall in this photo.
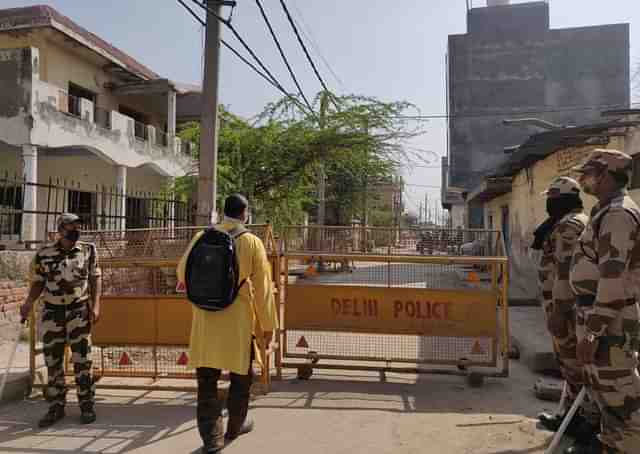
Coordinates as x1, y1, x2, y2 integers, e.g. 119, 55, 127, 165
448, 2, 630, 198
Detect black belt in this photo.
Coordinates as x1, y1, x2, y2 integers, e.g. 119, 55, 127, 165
576, 295, 595, 307
44, 299, 88, 311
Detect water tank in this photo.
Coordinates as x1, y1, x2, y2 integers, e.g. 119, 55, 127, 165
487, 0, 510, 6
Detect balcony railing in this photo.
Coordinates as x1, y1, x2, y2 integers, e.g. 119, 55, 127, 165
95, 106, 112, 130
51, 88, 192, 158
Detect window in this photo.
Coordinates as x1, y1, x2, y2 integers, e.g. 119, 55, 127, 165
68, 82, 96, 118
67, 190, 97, 230
631, 155, 640, 190
126, 197, 150, 229
0, 186, 22, 237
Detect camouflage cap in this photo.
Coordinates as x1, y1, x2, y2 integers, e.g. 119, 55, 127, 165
541, 176, 581, 197
572, 148, 632, 176
56, 213, 80, 228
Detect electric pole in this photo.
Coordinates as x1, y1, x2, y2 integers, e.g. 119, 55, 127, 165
198, 0, 234, 225
317, 92, 328, 226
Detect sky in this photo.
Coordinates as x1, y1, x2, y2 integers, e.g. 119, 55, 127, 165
9, 0, 640, 217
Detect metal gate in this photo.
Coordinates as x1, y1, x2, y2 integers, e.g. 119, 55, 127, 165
277, 226, 509, 384
29, 224, 280, 392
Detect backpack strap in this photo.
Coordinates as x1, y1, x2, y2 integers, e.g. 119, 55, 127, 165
228, 225, 249, 292
228, 224, 248, 240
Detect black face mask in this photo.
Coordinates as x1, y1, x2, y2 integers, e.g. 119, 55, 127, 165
546, 194, 583, 220
63, 229, 80, 243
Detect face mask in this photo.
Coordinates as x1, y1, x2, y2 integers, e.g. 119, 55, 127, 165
63, 229, 80, 243
546, 194, 582, 219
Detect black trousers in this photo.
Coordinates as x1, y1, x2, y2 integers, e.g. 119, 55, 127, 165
196, 343, 254, 447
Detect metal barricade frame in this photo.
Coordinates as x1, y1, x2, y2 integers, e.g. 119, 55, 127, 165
29, 224, 280, 393
275, 225, 509, 385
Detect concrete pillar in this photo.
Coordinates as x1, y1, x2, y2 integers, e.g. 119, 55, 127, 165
167, 177, 176, 232
167, 90, 177, 139
147, 125, 157, 147
80, 98, 94, 123
116, 166, 127, 232
21, 145, 38, 247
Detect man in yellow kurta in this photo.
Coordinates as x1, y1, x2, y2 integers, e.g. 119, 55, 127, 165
177, 194, 278, 453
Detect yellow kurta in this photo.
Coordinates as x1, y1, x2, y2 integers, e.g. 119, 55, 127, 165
176, 220, 278, 375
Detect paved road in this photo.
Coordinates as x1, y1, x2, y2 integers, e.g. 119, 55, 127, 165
0, 360, 570, 454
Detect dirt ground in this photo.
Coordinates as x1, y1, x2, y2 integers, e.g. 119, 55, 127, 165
0, 359, 570, 454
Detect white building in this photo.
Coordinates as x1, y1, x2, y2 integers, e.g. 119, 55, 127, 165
0, 5, 195, 246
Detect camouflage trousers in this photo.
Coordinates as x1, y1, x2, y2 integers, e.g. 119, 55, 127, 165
579, 304, 640, 453
544, 303, 601, 423
41, 301, 95, 410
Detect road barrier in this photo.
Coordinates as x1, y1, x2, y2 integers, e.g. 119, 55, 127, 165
276, 226, 509, 386
29, 225, 279, 393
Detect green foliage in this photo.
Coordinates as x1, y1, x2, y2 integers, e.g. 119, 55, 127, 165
176, 92, 424, 227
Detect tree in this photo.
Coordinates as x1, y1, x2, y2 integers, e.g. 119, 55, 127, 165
176, 92, 425, 228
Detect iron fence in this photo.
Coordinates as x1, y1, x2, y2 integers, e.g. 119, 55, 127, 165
0, 173, 193, 246
281, 225, 506, 258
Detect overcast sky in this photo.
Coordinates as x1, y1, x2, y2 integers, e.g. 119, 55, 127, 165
10, 0, 640, 216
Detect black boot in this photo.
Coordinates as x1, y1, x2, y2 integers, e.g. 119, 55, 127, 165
38, 405, 65, 428
538, 411, 564, 432
564, 435, 603, 454
225, 373, 253, 441
197, 369, 225, 453
80, 403, 97, 425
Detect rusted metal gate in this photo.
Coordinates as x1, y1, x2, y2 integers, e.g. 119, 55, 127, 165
29, 224, 280, 392
277, 226, 509, 385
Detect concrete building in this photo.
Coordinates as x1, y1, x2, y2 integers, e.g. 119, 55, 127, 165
0, 5, 195, 245
467, 112, 640, 301
443, 0, 630, 227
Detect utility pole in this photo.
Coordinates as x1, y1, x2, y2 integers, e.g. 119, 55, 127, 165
317, 92, 329, 227
198, 0, 234, 225
362, 119, 370, 228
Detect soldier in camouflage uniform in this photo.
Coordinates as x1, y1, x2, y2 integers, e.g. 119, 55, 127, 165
570, 149, 640, 454
20, 213, 102, 428
534, 178, 600, 449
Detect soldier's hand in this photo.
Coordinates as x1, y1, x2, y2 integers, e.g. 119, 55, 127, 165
264, 331, 273, 347
547, 311, 568, 338
577, 337, 598, 365
90, 306, 100, 325
19, 302, 33, 322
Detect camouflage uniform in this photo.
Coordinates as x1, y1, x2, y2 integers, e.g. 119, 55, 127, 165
570, 149, 640, 453
539, 178, 601, 429
32, 239, 100, 412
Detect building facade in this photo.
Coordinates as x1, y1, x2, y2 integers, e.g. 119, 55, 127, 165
0, 6, 195, 246
443, 0, 629, 227
467, 114, 640, 301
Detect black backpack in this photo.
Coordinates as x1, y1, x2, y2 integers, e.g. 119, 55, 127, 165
185, 225, 248, 311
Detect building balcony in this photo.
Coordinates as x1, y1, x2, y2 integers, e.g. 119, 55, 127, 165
25, 81, 195, 177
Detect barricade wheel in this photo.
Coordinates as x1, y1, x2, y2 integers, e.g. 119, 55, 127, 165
467, 372, 485, 388
297, 364, 313, 380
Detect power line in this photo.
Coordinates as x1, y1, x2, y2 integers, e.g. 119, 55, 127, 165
289, 2, 345, 90
189, 0, 294, 100
404, 183, 442, 189
177, 0, 311, 115
279, 0, 331, 94
255, 0, 315, 114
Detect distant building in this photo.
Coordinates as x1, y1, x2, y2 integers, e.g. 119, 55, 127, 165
442, 0, 629, 227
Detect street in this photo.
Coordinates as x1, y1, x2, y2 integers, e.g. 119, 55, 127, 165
0, 360, 565, 454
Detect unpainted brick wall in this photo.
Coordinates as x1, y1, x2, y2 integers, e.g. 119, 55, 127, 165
0, 280, 28, 323
0, 251, 35, 323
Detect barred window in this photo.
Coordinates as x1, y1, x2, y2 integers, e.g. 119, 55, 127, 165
0, 186, 23, 236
